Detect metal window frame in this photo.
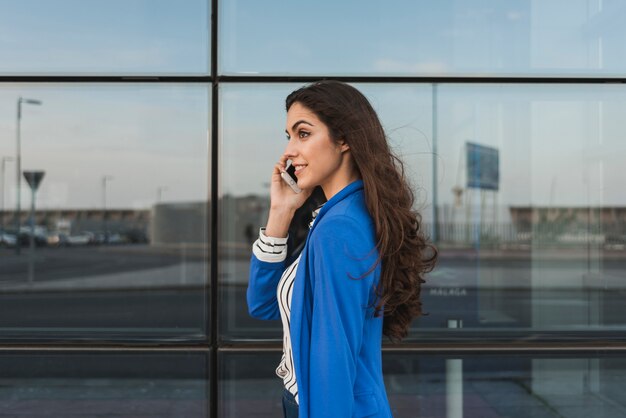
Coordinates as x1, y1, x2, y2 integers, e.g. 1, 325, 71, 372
0, 0, 625, 417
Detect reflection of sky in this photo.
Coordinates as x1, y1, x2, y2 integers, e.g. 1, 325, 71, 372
2, 82, 623, 213
435, 84, 626, 211
0, 0, 209, 74
1, 1, 625, 213
2, 1, 625, 75
0, 85, 209, 209
220, 83, 433, 203
221, 0, 626, 76
221, 83, 626, 224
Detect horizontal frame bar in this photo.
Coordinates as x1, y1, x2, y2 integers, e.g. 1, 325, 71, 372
220, 341, 626, 354
0, 344, 210, 352
0, 75, 625, 84
1, 341, 626, 354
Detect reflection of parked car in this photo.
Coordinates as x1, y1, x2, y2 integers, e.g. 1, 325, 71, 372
124, 228, 148, 244
47, 231, 92, 247
0, 232, 17, 247
47, 231, 63, 247
62, 232, 92, 247
603, 233, 626, 250
83, 231, 106, 245
66, 233, 91, 246
106, 233, 125, 245
18, 226, 48, 247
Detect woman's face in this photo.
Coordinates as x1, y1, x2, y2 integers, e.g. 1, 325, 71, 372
284, 102, 349, 197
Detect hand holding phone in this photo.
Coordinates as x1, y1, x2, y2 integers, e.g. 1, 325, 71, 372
280, 160, 302, 193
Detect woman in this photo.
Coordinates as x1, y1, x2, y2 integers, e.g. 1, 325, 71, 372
247, 80, 437, 418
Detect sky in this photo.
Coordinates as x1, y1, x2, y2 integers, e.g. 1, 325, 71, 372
0, 0, 625, 218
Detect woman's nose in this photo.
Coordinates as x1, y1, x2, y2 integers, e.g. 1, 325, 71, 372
284, 137, 298, 157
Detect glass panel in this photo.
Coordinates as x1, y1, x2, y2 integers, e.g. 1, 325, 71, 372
220, 350, 626, 417
0, 83, 210, 341
418, 83, 626, 341
0, 351, 209, 417
220, 84, 626, 340
222, 82, 626, 343
218, 83, 433, 340
0, 0, 210, 75
219, 0, 626, 77
219, 84, 293, 341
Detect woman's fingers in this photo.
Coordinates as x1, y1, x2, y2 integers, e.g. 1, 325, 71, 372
271, 156, 311, 208
279, 155, 289, 171
273, 162, 284, 177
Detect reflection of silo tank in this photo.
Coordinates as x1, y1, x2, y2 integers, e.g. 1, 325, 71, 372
150, 202, 208, 245
220, 195, 270, 246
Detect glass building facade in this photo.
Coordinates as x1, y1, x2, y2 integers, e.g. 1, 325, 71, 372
1, 1, 626, 416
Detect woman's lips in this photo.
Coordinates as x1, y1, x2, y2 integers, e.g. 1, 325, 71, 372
294, 165, 306, 176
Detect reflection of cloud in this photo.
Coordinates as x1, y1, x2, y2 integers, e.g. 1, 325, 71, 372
373, 59, 449, 74
3, 44, 179, 72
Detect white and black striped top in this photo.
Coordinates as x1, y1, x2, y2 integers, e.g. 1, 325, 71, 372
252, 205, 323, 406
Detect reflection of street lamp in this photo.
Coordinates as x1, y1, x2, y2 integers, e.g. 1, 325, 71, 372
102, 175, 114, 242
156, 186, 167, 203
15, 97, 42, 255
1, 156, 14, 233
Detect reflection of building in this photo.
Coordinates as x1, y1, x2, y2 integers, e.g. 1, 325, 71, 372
149, 196, 268, 248
0, 208, 149, 236
510, 206, 626, 246
23, 197, 269, 248
435, 205, 626, 249
150, 202, 208, 245
220, 194, 269, 246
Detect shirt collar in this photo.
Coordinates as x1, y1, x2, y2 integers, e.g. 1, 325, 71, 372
307, 204, 322, 226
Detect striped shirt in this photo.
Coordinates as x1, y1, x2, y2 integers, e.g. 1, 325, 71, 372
252, 205, 323, 405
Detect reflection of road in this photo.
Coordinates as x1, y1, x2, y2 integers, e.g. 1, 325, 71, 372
0, 245, 209, 337
1, 245, 626, 339
0, 288, 207, 337
0, 245, 207, 291
224, 250, 626, 338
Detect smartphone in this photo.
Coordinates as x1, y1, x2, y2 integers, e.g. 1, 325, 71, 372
280, 160, 302, 193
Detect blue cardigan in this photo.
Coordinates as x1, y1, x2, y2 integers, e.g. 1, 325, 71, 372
248, 180, 393, 418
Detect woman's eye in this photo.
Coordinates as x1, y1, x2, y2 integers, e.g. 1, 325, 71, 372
285, 131, 309, 141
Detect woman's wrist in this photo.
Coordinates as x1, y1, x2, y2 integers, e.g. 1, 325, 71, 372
265, 206, 295, 238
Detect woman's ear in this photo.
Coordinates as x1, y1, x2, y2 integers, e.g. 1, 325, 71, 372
338, 140, 350, 153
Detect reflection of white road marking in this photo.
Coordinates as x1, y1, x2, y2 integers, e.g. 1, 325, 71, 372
427, 268, 457, 279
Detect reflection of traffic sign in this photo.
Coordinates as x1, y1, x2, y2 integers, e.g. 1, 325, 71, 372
466, 142, 499, 191
23, 171, 45, 191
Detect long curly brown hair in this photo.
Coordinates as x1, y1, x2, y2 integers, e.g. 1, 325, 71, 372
286, 80, 438, 343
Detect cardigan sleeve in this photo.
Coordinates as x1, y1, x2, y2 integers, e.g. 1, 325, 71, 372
307, 216, 379, 417
247, 253, 286, 321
